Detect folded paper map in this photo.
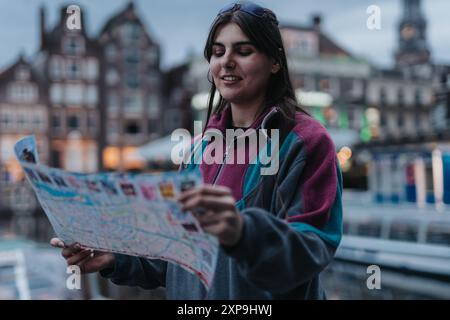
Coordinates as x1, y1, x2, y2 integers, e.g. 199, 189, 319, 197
14, 136, 218, 288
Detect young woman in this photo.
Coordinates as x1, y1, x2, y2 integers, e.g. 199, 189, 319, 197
51, 2, 343, 299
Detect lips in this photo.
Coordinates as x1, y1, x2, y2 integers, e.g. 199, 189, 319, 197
221, 75, 242, 82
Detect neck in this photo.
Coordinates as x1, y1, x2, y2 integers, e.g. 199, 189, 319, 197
230, 97, 266, 128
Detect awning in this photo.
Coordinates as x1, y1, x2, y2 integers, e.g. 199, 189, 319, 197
137, 134, 191, 163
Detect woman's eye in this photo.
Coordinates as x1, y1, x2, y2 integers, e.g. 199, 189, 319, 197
238, 50, 252, 56
212, 48, 225, 57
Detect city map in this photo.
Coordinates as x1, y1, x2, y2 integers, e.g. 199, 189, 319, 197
13, 136, 218, 288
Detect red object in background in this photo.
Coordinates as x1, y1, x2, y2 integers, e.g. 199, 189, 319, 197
406, 164, 415, 185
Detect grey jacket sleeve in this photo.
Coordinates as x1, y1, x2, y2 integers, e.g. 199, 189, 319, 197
223, 208, 336, 295
99, 254, 167, 290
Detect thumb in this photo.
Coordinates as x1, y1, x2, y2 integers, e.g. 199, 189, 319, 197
50, 238, 65, 248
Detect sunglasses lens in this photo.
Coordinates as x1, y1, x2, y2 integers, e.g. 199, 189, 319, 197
241, 3, 266, 17
218, 2, 266, 17
218, 3, 238, 15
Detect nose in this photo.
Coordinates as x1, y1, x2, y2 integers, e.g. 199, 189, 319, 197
221, 51, 236, 69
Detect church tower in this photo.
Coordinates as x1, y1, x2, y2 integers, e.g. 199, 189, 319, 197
395, 0, 431, 67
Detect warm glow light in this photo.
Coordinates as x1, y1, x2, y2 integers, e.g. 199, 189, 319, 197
103, 147, 120, 169
103, 146, 146, 170
339, 146, 352, 160
365, 108, 380, 125
337, 146, 353, 172
5, 159, 24, 182
123, 147, 145, 170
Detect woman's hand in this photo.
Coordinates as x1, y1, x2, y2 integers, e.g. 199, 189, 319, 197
177, 185, 244, 247
50, 238, 115, 274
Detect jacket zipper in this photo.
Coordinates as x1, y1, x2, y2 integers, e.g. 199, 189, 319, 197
209, 107, 279, 185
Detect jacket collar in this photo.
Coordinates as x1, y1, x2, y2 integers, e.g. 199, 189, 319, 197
205, 105, 279, 134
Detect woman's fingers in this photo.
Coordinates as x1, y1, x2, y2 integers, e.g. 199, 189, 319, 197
50, 238, 65, 248
75, 253, 95, 274
202, 221, 227, 237
61, 243, 83, 259
66, 249, 91, 266
177, 185, 231, 202
181, 194, 235, 212
194, 210, 220, 227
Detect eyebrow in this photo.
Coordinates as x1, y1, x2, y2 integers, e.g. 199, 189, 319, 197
212, 41, 256, 48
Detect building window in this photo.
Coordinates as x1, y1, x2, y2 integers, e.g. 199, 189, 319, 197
63, 36, 85, 55
7, 84, 37, 103
398, 88, 405, 107
17, 114, 26, 129
88, 114, 97, 134
85, 85, 98, 106
126, 73, 139, 89
148, 95, 159, 118
50, 56, 64, 79
125, 121, 141, 135
397, 113, 404, 127
108, 121, 119, 135
52, 114, 61, 130
129, 24, 141, 40
32, 115, 44, 131
148, 119, 159, 134
65, 84, 84, 105
16, 66, 30, 81
415, 112, 421, 129
380, 112, 386, 127
349, 79, 363, 100
66, 60, 82, 80
105, 44, 118, 61
51, 150, 61, 168
379, 87, 387, 106
0, 112, 11, 128
125, 48, 139, 65
414, 89, 422, 107
50, 84, 63, 104
122, 23, 141, 43
106, 68, 120, 86
68, 115, 80, 130
84, 58, 99, 80
108, 93, 119, 111
124, 93, 143, 110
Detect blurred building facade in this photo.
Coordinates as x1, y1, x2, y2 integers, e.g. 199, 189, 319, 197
0, 2, 167, 191
98, 2, 162, 171
34, 7, 102, 173
0, 57, 48, 212
356, 0, 450, 206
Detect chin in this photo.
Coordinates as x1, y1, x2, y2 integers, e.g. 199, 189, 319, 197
219, 91, 241, 103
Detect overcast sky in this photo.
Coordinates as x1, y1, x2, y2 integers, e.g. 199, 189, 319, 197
0, 0, 449, 71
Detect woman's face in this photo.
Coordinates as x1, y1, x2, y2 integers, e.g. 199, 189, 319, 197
209, 22, 278, 106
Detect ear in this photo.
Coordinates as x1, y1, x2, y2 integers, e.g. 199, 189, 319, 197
271, 61, 281, 74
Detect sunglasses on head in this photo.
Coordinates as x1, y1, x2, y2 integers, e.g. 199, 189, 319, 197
218, 2, 278, 25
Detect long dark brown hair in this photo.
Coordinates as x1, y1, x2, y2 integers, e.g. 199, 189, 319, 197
203, 2, 308, 130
